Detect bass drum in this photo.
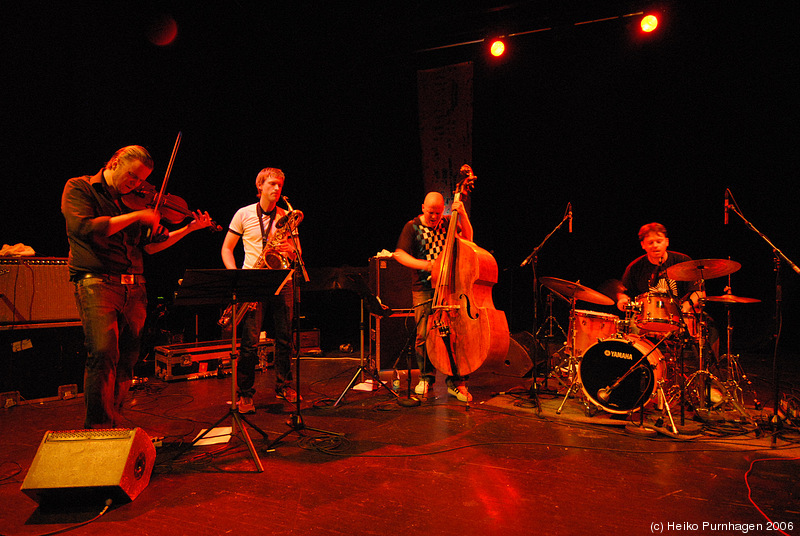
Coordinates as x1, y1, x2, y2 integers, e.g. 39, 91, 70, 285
578, 337, 665, 414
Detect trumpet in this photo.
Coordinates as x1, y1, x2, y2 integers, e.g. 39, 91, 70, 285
218, 197, 303, 328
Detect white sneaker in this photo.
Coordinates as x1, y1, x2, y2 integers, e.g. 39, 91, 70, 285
447, 384, 473, 402
414, 380, 430, 395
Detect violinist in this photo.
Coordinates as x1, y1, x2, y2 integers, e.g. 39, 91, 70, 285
220, 167, 300, 414
394, 191, 475, 402
61, 145, 214, 429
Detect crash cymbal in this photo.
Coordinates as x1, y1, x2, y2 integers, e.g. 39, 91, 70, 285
540, 277, 614, 306
704, 294, 761, 304
666, 259, 741, 281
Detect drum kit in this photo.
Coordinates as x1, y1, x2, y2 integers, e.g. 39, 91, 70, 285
539, 258, 760, 430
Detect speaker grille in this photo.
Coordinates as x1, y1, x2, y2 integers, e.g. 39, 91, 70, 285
0, 257, 79, 324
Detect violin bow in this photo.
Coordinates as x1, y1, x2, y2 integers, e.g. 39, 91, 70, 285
153, 131, 182, 215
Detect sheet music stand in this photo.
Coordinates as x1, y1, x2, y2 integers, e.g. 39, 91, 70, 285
174, 268, 292, 472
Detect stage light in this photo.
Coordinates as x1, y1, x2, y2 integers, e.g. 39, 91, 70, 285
640, 14, 659, 33
148, 14, 178, 46
489, 39, 506, 57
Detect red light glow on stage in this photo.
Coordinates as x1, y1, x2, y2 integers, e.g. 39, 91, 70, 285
148, 14, 178, 47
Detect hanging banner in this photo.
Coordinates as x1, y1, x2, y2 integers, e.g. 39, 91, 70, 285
417, 61, 474, 212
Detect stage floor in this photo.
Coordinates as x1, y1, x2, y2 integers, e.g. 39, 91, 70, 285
1, 350, 799, 536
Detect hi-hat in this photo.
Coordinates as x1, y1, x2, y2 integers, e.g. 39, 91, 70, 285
540, 277, 614, 305
666, 259, 741, 281
704, 294, 761, 304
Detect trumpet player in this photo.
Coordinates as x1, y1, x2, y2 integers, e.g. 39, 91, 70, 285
221, 167, 301, 413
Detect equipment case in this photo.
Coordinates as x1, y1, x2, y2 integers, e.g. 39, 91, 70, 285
155, 339, 274, 381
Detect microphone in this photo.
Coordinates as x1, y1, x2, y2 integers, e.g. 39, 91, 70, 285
568, 203, 573, 233
724, 190, 729, 225
597, 387, 611, 402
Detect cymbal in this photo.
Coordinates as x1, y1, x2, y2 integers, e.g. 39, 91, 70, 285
540, 277, 614, 306
666, 259, 741, 281
704, 294, 761, 304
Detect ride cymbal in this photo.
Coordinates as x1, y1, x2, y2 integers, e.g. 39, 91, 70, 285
666, 259, 741, 281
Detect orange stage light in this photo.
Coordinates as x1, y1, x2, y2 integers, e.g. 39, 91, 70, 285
640, 14, 659, 33
490, 40, 506, 57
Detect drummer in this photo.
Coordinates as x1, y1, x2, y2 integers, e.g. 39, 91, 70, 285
615, 222, 704, 316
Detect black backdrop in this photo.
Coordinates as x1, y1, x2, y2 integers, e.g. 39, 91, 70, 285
3, 1, 797, 352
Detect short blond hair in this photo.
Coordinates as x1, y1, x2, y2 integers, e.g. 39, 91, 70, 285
255, 167, 285, 196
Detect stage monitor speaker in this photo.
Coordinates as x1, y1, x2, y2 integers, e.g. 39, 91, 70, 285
368, 256, 413, 310
21, 428, 156, 505
479, 331, 534, 378
0, 258, 79, 324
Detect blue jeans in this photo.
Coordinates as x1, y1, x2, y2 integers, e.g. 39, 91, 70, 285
74, 277, 147, 428
412, 289, 467, 385
238, 282, 294, 397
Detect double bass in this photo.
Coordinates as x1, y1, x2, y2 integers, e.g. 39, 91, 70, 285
425, 165, 510, 378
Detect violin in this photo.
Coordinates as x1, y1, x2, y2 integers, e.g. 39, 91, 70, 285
120, 132, 221, 236
121, 181, 222, 231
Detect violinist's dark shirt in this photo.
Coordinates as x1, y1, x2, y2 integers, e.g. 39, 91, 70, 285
61, 168, 145, 279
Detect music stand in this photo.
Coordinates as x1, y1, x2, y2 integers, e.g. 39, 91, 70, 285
174, 268, 292, 472
333, 303, 402, 407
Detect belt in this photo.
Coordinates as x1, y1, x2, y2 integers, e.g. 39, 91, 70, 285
75, 272, 146, 285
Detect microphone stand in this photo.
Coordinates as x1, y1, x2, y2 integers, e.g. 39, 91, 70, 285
597, 332, 671, 406
727, 192, 798, 444
520, 205, 571, 403
266, 226, 342, 450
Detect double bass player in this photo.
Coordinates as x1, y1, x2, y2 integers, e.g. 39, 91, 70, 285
394, 191, 475, 401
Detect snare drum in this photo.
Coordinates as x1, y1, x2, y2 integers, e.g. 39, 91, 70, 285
683, 312, 698, 339
578, 336, 666, 414
634, 292, 681, 332
568, 310, 619, 358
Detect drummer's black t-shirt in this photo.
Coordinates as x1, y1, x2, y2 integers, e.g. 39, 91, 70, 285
621, 251, 700, 302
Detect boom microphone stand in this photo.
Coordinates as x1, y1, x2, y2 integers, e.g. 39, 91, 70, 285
726, 189, 799, 443
520, 203, 572, 402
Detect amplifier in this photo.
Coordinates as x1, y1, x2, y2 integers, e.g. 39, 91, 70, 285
368, 256, 413, 310
0, 257, 79, 324
299, 328, 322, 356
155, 339, 274, 381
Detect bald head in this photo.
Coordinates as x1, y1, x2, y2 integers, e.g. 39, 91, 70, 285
421, 191, 445, 227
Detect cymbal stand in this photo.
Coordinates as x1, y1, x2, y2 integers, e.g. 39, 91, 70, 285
556, 297, 585, 415
684, 297, 756, 427
535, 291, 567, 392
654, 377, 679, 434
716, 286, 759, 409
